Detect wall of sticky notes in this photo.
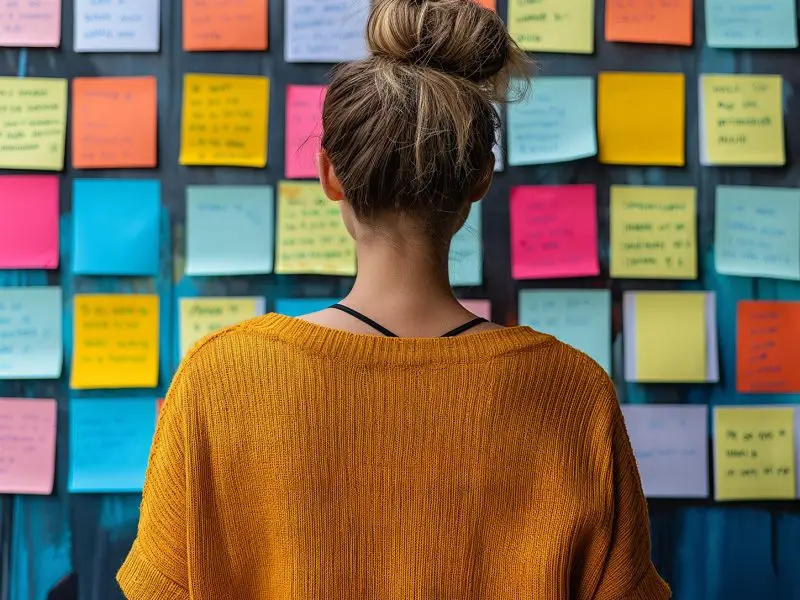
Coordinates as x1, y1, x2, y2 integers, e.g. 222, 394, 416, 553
0, 0, 799, 598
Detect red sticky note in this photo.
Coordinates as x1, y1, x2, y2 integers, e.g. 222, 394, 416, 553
0, 398, 57, 495
605, 0, 693, 46
510, 185, 599, 280
737, 301, 800, 394
459, 299, 491, 320
0, 176, 59, 270
183, 0, 268, 51
285, 85, 327, 179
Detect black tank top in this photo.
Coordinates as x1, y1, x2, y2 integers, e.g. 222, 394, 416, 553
329, 304, 487, 338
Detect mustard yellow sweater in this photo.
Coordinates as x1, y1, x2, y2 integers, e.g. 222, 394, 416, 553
117, 313, 670, 600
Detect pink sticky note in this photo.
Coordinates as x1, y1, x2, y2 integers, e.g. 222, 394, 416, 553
0, 398, 57, 495
285, 85, 326, 179
510, 185, 599, 280
460, 299, 491, 320
0, 0, 62, 47
0, 176, 60, 270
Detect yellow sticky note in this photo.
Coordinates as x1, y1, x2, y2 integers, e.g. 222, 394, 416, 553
71, 295, 160, 390
179, 297, 265, 357
611, 186, 697, 279
598, 72, 685, 166
714, 407, 795, 501
0, 77, 67, 171
275, 181, 356, 276
700, 75, 785, 166
508, 0, 594, 53
180, 74, 269, 168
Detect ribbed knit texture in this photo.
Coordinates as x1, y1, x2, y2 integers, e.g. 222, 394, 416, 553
117, 313, 671, 600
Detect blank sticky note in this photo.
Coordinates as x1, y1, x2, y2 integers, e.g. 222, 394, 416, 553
0, 398, 57, 495
71, 295, 160, 390
598, 72, 685, 166
179, 297, 265, 357
0, 287, 62, 379
507, 77, 597, 166
714, 186, 800, 280
737, 301, 800, 394
183, 0, 267, 51
508, 0, 594, 53
275, 298, 340, 317
285, 85, 326, 179
476, 0, 496, 10
0, 176, 59, 269
510, 185, 599, 280
519, 289, 611, 372
0, 77, 67, 171
73, 179, 161, 276
68, 397, 157, 493
621, 404, 709, 498
74, 0, 160, 52
459, 299, 491, 321
450, 202, 482, 287
714, 407, 796, 501
186, 185, 274, 276
700, 75, 785, 166
0, 0, 61, 47
606, 0, 693, 46
285, 0, 369, 62
706, 0, 798, 49
275, 182, 357, 276
180, 74, 269, 167
610, 186, 697, 280
71, 77, 157, 169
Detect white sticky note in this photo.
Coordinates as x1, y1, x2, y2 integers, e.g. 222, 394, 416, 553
285, 0, 370, 62
74, 0, 161, 52
0, 287, 62, 380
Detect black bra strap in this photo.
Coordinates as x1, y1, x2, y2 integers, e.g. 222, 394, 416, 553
441, 318, 487, 338
330, 304, 399, 337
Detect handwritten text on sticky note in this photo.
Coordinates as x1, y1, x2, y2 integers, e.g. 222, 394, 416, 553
737, 301, 800, 394
285, 0, 369, 62
0, 175, 59, 270
180, 297, 265, 357
0, 398, 57, 495
0, 0, 61, 47
508, 0, 594, 53
706, 0, 798, 49
605, 0, 693, 45
285, 85, 325, 179
450, 201, 482, 287
183, 0, 267, 51
74, 0, 160, 52
0, 287, 62, 380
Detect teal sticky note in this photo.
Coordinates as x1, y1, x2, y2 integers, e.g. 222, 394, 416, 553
706, 0, 798, 49
507, 77, 597, 166
68, 397, 157, 493
0, 287, 62, 379
275, 298, 339, 317
715, 186, 800, 280
519, 289, 611, 372
450, 202, 482, 287
73, 179, 161, 276
186, 186, 275, 276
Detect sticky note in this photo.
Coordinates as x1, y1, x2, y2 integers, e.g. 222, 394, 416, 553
180, 74, 269, 168
68, 397, 157, 493
508, 0, 594, 53
706, 0, 798, 49
510, 185, 599, 280
700, 75, 785, 166
493, 107, 504, 172
275, 298, 339, 317
71, 295, 160, 390
0, 0, 61, 47
605, 0, 693, 46
621, 404, 709, 498
598, 72, 685, 166
519, 289, 611, 372
0, 176, 59, 269
185, 185, 274, 276
0, 77, 67, 171
0, 287, 62, 379
714, 185, 800, 280
275, 182, 357, 276
285, 85, 326, 179
507, 77, 597, 166
73, 179, 161, 276
71, 77, 157, 169
459, 299, 491, 321
737, 301, 800, 394
476, 0, 496, 10
610, 186, 697, 280
183, 0, 267, 51
0, 398, 57, 495
74, 0, 160, 52
179, 297, 266, 357
285, 0, 369, 62
450, 202, 482, 287
714, 407, 795, 501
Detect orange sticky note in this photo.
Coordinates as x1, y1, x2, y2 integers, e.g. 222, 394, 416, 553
285, 85, 326, 179
476, 0, 496, 10
737, 301, 800, 394
71, 77, 157, 170
0, 398, 57, 495
183, 0, 268, 51
606, 0, 693, 46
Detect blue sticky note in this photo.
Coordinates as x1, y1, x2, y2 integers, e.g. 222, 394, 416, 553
715, 186, 800, 280
186, 186, 275, 276
519, 289, 611, 372
275, 298, 340, 317
73, 179, 161, 276
450, 202, 482, 287
68, 397, 157, 493
507, 77, 597, 166
0, 287, 62, 379
706, 0, 798, 49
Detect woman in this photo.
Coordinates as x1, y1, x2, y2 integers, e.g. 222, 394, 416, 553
118, 0, 671, 598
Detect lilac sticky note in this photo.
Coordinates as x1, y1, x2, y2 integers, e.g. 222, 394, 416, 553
0, 398, 58, 495
0, 176, 60, 270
